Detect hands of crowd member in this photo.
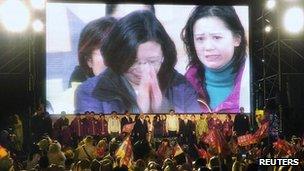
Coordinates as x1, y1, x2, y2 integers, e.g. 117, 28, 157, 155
136, 64, 162, 113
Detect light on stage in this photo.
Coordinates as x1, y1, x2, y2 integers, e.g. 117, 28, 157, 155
32, 19, 43, 32
0, 0, 30, 32
30, 0, 45, 10
266, 0, 276, 10
283, 7, 304, 34
264, 25, 272, 33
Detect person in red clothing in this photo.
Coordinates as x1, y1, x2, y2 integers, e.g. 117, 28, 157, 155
86, 111, 99, 137
53, 111, 69, 143
96, 114, 108, 140
70, 113, 85, 147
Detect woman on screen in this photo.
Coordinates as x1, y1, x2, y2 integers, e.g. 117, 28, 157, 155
182, 6, 249, 113
75, 11, 200, 114
68, 16, 117, 87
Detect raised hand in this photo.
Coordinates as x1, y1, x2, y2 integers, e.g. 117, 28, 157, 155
136, 64, 151, 113
149, 64, 163, 112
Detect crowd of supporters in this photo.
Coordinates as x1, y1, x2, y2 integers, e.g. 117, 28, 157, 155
0, 106, 304, 171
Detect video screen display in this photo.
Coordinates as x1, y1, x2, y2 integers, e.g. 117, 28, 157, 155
46, 3, 250, 114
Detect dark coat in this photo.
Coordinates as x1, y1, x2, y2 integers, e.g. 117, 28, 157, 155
75, 68, 201, 113
233, 114, 250, 136
132, 119, 148, 142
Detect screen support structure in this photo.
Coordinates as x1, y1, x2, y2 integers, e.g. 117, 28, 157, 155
254, 0, 304, 138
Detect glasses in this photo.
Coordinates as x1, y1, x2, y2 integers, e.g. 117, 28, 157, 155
130, 58, 163, 70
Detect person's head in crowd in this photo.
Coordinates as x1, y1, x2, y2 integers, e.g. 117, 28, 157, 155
209, 156, 220, 169
75, 113, 81, 119
37, 137, 52, 152
139, 113, 145, 120
154, 114, 161, 122
106, 3, 155, 19
78, 16, 117, 77
84, 111, 90, 116
145, 115, 151, 123
91, 159, 101, 171
77, 159, 91, 170
193, 158, 207, 170
134, 159, 146, 171
98, 113, 106, 121
60, 111, 66, 118
226, 114, 232, 121
190, 114, 196, 122
84, 135, 94, 146
162, 114, 167, 121
63, 148, 75, 160
48, 164, 65, 171
48, 142, 62, 154
162, 158, 175, 171
177, 163, 192, 171
182, 6, 247, 112
101, 10, 177, 94
240, 107, 244, 114
109, 139, 119, 156
97, 139, 107, 150
147, 161, 161, 170
89, 111, 95, 119
124, 110, 131, 117
199, 113, 205, 119
169, 109, 175, 115
111, 111, 118, 118
113, 165, 128, 171
161, 138, 171, 147
10, 114, 21, 125
100, 158, 113, 170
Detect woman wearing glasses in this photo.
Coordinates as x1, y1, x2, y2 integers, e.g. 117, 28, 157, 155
75, 11, 200, 114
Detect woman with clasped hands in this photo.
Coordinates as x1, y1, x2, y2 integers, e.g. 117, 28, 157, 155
75, 11, 200, 114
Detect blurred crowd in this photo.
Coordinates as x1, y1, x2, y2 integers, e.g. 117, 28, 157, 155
0, 106, 304, 171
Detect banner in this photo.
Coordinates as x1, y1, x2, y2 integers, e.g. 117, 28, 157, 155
122, 122, 135, 133
237, 134, 257, 146
115, 137, 133, 167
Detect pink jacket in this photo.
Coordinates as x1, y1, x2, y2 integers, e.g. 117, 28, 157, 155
185, 64, 244, 113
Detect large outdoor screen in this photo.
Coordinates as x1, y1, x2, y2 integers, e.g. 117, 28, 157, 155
46, 3, 250, 114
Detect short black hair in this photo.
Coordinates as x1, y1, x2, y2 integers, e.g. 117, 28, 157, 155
101, 11, 177, 92
78, 16, 117, 76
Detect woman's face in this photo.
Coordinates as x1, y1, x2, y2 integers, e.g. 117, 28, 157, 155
124, 41, 163, 85
87, 48, 106, 76
193, 17, 241, 69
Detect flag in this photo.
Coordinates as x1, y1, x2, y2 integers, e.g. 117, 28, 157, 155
203, 130, 229, 155
115, 136, 133, 167
0, 145, 8, 159
195, 145, 210, 159
273, 139, 295, 156
237, 134, 257, 146
122, 122, 135, 133
173, 143, 184, 157
253, 122, 269, 141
